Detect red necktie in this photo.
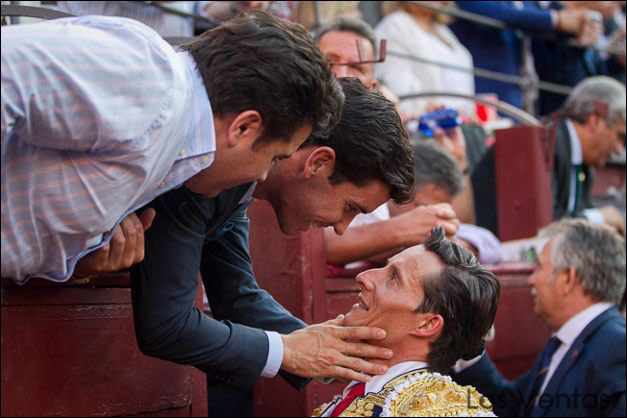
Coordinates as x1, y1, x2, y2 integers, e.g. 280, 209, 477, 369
330, 383, 366, 417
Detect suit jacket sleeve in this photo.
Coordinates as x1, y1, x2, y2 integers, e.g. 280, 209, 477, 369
200, 201, 309, 389
130, 186, 269, 389
456, 1, 553, 33
454, 353, 535, 417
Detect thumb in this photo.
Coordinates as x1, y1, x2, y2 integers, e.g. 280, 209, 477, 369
139, 208, 156, 231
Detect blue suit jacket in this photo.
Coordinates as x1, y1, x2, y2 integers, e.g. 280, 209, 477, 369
455, 307, 626, 416
450, 1, 555, 108
130, 183, 308, 390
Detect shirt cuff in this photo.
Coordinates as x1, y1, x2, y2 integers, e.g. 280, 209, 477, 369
583, 208, 605, 224
261, 331, 284, 378
550, 9, 559, 28
452, 351, 485, 374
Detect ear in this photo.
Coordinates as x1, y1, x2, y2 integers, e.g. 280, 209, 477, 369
368, 79, 379, 90
303, 146, 336, 180
226, 110, 263, 147
410, 314, 444, 338
561, 267, 578, 296
586, 113, 602, 133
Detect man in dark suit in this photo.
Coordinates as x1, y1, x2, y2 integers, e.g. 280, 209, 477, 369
450, 1, 593, 109
454, 218, 626, 416
550, 76, 625, 236
130, 77, 417, 416
472, 76, 625, 237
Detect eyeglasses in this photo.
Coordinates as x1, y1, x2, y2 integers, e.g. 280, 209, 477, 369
327, 39, 387, 66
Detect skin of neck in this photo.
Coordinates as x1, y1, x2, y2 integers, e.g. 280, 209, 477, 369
184, 115, 246, 197
366, 338, 432, 368
404, 5, 435, 28
548, 292, 599, 332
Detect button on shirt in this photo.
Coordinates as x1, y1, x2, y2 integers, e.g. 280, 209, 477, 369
1, 16, 215, 283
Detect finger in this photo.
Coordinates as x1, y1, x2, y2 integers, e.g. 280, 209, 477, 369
435, 207, 457, 219
119, 216, 139, 268
139, 208, 156, 231
331, 366, 374, 384
337, 354, 389, 376
322, 314, 344, 327
107, 225, 126, 269
339, 340, 393, 361
439, 220, 459, 236
74, 244, 110, 276
336, 325, 387, 341
130, 213, 146, 264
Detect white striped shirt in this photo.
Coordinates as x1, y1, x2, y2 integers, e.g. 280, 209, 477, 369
1, 15, 215, 284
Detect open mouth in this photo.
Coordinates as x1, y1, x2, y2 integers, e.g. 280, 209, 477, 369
358, 295, 369, 311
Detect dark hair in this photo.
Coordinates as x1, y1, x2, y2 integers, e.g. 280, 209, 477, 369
420, 227, 500, 373
413, 142, 463, 196
313, 16, 377, 54
301, 77, 415, 204
181, 10, 344, 144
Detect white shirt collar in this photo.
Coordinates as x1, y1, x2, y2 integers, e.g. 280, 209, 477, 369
176, 50, 216, 159
555, 302, 613, 347
565, 118, 583, 165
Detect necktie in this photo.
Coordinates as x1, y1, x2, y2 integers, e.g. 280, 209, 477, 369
330, 382, 366, 417
572, 164, 585, 215
526, 336, 561, 413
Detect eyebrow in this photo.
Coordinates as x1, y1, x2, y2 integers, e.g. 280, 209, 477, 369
349, 200, 368, 214
391, 263, 405, 288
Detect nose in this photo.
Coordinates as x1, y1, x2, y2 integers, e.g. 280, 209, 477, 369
258, 169, 269, 183
332, 64, 349, 78
333, 217, 353, 235
527, 272, 536, 286
355, 270, 375, 291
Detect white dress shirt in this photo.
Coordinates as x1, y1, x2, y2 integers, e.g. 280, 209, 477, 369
1, 16, 215, 283
375, 11, 475, 117
564, 119, 604, 223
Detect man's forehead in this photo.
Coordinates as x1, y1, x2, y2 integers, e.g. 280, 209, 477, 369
320, 30, 374, 57
389, 245, 444, 281
345, 180, 391, 213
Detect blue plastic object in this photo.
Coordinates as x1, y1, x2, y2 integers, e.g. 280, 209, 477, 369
417, 108, 460, 137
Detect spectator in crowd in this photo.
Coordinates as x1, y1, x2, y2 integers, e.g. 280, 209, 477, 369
1, 11, 343, 283
375, 1, 476, 117
57, 1, 200, 36
57, 1, 275, 36
455, 219, 626, 417
533, 1, 609, 115
450, 1, 600, 109
130, 77, 416, 416
313, 16, 414, 123
313, 227, 500, 417
472, 76, 626, 237
550, 76, 626, 234
326, 141, 503, 271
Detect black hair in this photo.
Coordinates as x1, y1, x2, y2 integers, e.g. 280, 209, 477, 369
181, 10, 344, 144
301, 77, 415, 204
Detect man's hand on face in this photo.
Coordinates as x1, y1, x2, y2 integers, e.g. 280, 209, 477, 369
280, 315, 392, 383
394, 203, 460, 247
73, 209, 156, 277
